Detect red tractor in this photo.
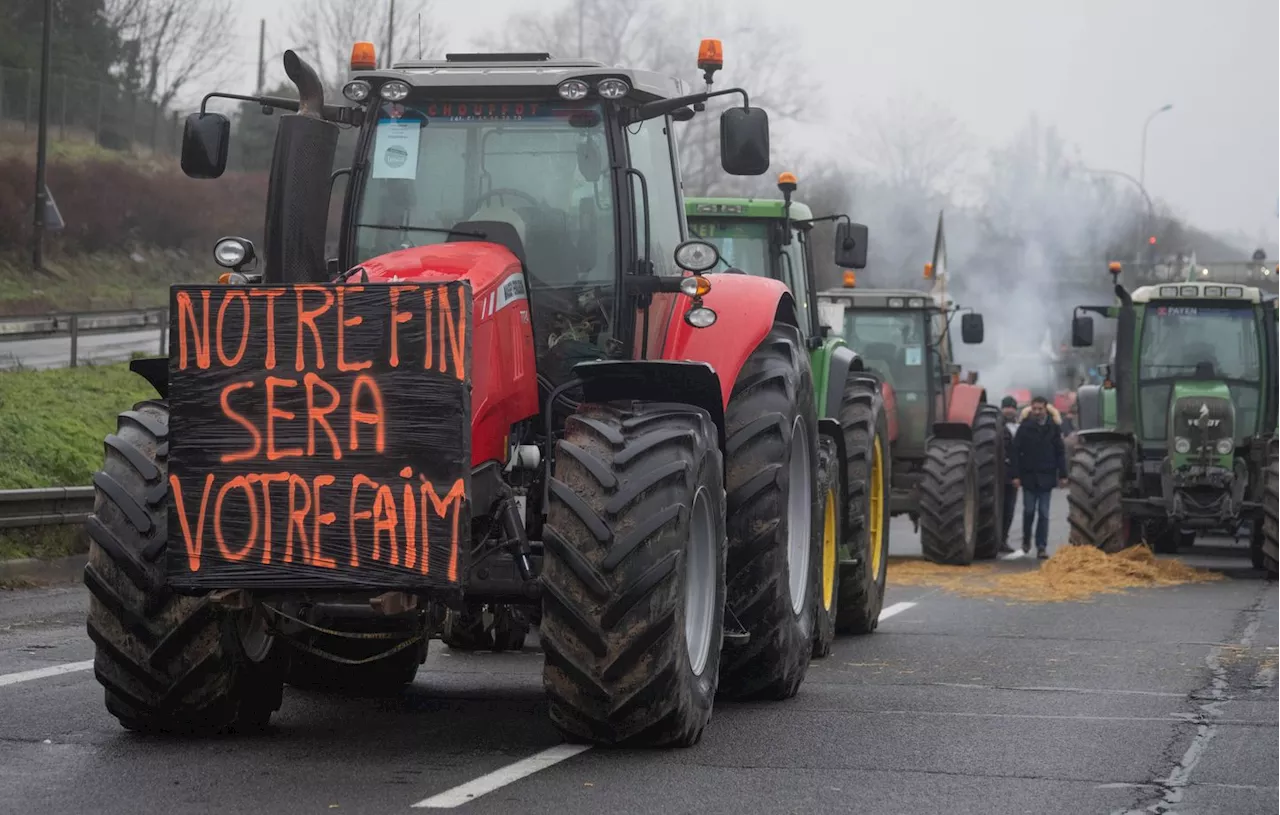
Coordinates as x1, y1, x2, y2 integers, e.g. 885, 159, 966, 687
83, 43, 830, 747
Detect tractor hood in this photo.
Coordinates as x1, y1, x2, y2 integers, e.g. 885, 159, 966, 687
1168, 381, 1235, 468
354, 242, 523, 288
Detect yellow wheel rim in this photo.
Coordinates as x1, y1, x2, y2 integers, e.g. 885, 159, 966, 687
868, 436, 885, 575
822, 487, 837, 611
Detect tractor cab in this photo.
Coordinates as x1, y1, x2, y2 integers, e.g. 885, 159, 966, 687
819, 286, 981, 456
685, 173, 868, 343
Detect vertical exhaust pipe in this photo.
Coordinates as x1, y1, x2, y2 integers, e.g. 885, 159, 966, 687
262, 50, 339, 284
1112, 283, 1136, 435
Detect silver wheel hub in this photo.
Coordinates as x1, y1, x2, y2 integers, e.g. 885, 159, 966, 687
684, 487, 716, 676
787, 418, 813, 615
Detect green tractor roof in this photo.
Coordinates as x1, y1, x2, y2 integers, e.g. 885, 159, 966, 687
686, 197, 815, 223
1131, 280, 1264, 304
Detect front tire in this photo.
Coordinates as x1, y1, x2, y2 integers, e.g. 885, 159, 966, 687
85, 400, 286, 734
835, 374, 891, 635
1066, 441, 1130, 553
718, 323, 821, 700
540, 401, 726, 747
919, 438, 979, 565
971, 404, 1005, 560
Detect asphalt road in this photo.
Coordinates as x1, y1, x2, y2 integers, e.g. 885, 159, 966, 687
2, 494, 1276, 815
0, 329, 165, 370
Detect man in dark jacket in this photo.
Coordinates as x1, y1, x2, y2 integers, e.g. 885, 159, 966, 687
1011, 395, 1068, 559
999, 396, 1019, 554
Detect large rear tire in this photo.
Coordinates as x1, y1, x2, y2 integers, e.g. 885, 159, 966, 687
919, 438, 979, 565
971, 404, 1005, 560
1067, 441, 1130, 553
85, 400, 286, 734
1258, 452, 1279, 579
834, 374, 891, 634
540, 402, 726, 747
718, 323, 821, 700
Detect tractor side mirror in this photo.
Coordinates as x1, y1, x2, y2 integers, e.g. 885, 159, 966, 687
1071, 315, 1094, 347
720, 107, 770, 176
834, 222, 868, 269
960, 313, 984, 344
181, 112, 231, 179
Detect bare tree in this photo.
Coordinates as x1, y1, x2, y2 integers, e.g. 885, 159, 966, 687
108, 0, 236, 110
290, 0, 449, 97
849, 94, 974, 196
495, 0, 810, 194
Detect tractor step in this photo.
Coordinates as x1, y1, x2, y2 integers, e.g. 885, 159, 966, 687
722, 627, 751, 648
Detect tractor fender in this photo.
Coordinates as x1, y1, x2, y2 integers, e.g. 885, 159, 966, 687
130, 357, 168, 398
823, 344, 863, 419
881, 382, 899, 443
574, 359, 726, 453
931, 421, 972, 443
946, 381, 987, 426
661, 275, 798, 408
1075, 428, 1137, 447
1076, 384, 1104, 430
817, 416, 851, 542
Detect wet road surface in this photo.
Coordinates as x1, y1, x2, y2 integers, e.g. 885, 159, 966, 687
2, 499, 1276, 815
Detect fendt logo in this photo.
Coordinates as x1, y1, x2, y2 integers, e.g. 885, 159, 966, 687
1191, 402, 1221, 429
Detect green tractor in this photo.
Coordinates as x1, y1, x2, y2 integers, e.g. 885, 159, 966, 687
686, 173, 891, 657
1067, 263, 1279, 576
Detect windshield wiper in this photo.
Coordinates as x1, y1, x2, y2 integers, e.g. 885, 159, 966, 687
355, 224, 488, 239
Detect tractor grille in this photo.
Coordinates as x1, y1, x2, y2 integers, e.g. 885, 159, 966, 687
1172, 396, 1233, 450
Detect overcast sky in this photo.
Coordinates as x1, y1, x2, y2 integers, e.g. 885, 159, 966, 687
222, 0, 1279, 247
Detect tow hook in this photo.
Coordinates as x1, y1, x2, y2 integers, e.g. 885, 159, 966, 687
370, 592, 419, 615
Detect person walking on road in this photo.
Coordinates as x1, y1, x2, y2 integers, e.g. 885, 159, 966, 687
1011, 395, 1068, 559
999, 396, 1019, 555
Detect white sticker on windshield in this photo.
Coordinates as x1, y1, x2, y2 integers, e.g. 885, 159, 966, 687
904, 346, 923, 366
371, 120, 420, 179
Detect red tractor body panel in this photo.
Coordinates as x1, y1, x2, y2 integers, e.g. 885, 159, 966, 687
881, 383, 900, 442
359, 243, 538, 467
659, 275, 793, 407
946, 381, 986, 426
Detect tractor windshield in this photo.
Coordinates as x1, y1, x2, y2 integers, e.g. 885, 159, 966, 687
844, 309, 931, 448
1138, 303, 1264, 440
353, 99, 618, 377
688, 218, 771, 276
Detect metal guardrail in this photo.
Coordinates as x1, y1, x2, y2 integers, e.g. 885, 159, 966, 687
0, 307, 168, 368
0, 486, 95, 529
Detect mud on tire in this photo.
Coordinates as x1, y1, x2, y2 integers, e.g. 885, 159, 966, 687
1067, 441, 1130, 553
835, 374, 891, 635
919, 437, 978, 565
540, 401, 726, 747
971, 404, 1005, 560
85, 400, 287, 734
718, 323, 821, 700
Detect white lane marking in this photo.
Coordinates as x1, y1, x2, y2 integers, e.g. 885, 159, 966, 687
410, 599, 921, 808
0, 660, 93, 688
411, 744, 592, 808
876, 601, 916, 621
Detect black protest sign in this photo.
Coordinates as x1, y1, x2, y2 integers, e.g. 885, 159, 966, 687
164, 282, 472, 591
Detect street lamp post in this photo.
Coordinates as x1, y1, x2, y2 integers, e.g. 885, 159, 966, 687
1082, 166, 1157, 272
1139, 103, 1173, 191
32, 0, 53, 271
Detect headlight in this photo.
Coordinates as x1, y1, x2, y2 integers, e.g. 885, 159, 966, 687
596, 78, 630, 99
342, 80, 371, 102
888, 297, 904, 307
685, 306, 717, 328
379, 80, 410, 101
1215, 438, 1234, 455
907, 297, 925, 307
213, 237, 250, 268
557, 79, 589, 100
1174, 437, 1191, 454
673, 239, 719, 273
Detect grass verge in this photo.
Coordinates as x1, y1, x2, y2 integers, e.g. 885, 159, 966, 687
0, 361, 155, 561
